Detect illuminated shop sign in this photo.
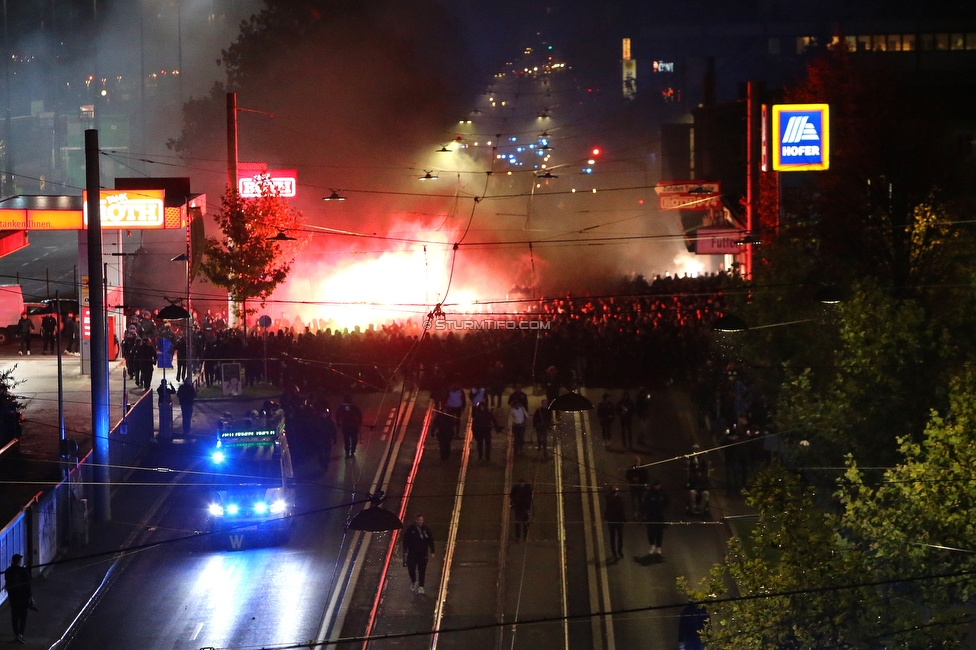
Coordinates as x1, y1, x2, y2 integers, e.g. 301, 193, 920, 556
238, 170, 298, 198
82, 190, 166, 228
771, 104, 830, 171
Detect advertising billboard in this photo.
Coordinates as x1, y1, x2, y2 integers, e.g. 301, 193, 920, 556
771, 104, 830, 172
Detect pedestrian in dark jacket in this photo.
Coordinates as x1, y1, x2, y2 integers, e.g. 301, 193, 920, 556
16, 313, 32, 356
625, 457, 649, 519
137, 338, 157, 390
677, 601, 708, 650
471, 401, 499, 462
40, 314, 56, 354
643, 480, 669, 557
533, 399, 552, 459
616, 391, 635, 448
402, 514, 435, 594
4, 553, 32, 643
509, 479, 533, 541
336, 394, 364, 458
176, 378, 196, 436
434, 411, 455, 461
604, 486, 627, 559
597, 393, 615, 447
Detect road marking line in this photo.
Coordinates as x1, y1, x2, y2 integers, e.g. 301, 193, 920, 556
430, 408, 474, 649
189, 622, 204, 641
574, 412, 603, 650
360, 397, 431, 649
555, 438, 570, 650
317, 391, 418, 644
580, 407, 615, 650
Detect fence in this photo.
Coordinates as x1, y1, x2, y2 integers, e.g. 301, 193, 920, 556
0, 389, 155, 600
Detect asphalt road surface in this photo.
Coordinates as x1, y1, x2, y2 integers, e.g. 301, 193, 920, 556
54, 386, 738, 650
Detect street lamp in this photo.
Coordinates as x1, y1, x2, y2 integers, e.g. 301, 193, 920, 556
267, 230, 297, 242
548, 391, 594, 413
322, 190, 347, 201
418, 170, 438, 181
348, 491, 403, 532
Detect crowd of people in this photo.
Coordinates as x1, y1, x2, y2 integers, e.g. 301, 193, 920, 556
119, 273, 733, 397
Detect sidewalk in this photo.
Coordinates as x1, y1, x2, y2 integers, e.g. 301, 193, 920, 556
0, 349, 205, 648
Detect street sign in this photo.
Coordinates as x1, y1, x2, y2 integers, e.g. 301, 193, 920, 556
258, 315, 272, 329
696, 227, 742, 255
655, 181, 722, 211
771, 104, 830, 171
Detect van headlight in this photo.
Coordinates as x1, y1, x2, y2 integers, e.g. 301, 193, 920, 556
270, 499, 288, 514
208, 503, 225, 517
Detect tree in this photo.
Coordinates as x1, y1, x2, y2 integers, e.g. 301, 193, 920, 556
198, 181, 307, 324
0, 367, 22, 445
686, 376, 976, 648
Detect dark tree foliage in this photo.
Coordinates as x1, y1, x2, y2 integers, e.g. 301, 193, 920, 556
0, 368, 23, 444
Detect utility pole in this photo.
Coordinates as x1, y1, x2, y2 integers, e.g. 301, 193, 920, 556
85, 129, 111, 521
226, 92, 240, 328
745, 81, 763, 280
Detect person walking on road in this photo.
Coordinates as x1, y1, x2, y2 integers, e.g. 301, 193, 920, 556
137, 337, 157, 390
643, 480, 670, 557
445, 381, 466, 439
336, 394, 364, 458
604, 486, 627, 560
176, 378, 196, 436
40, 313, 57, 354
597, 393, 615, 448
625, 457, 649, 520
157, 379, 176, 442
634, 387, 651, 447
616, 391, 635, 449
508, 400, 530, 455
471, 400, 500, 462
16, 313, 32, 356
4, 553, 32, 643
678, 601, 708, 650
509, 479, 534, 542
402, 513, 435, 595
434, 410, 455, 461
533, 398, 552, 459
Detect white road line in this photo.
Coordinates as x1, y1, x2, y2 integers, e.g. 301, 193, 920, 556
580, 408, 615, 650
574, 412, 603, 650
361, 398, 433, 649
430, 409, 474, 649
554, 438, 570, 650
189, 622, 204, 641
495, 414, 515, 650
317, 391, 418, 644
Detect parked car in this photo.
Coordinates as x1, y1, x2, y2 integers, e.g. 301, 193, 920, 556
0, 285, 25, 346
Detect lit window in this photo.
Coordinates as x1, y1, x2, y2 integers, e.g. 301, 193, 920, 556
920, 34, 934, 51
936, 34, 949, 50
902, 34, 916, 51
857, 35, 871, 52
951, 33, 964, 50
887, 34, 901, 51
967, 33, 976, 50
872, 35, 886, 51
796, 36, 817, 54
844, 35, 857, 51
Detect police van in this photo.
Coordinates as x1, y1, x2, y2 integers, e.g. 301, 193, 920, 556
207, 410, 295, 549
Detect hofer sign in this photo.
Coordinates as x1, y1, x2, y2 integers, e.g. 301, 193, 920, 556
771, 104, 829, 172
655, 181, 722, 211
